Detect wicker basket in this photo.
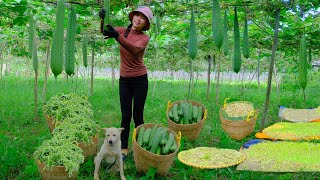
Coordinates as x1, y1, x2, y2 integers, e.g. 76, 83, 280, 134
36, 160, 78, 180
166, 100, 207, 141
132, 123, 181, 176
78, 134, 98, 158
44, 113, 56, 134
220, 107, 258, 140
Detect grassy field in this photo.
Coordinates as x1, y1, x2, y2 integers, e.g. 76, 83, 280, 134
0, 72, 319, 179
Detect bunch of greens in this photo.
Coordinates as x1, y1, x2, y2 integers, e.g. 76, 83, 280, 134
33, 138, 84, 176
237, 141, 320, 172
262, 122, 320, 140
44, 93, 93, 122
35, 93, 99, 177
52, 115, 100, 145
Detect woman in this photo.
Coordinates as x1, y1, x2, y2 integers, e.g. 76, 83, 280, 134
99, 6, 153, 159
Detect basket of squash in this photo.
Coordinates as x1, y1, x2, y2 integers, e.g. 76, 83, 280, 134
132, 123, 181, 176
166, 100, 207, 141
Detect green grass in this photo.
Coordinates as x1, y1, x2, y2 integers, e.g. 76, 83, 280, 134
0, 72, 319, 179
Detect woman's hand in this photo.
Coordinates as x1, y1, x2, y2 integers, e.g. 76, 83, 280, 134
103, 25, 119, 39
99, 8, 105, 19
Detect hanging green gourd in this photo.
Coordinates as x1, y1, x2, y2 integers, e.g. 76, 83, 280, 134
154, 11, 160, 37
233, 7, 241, 73
223, 10, 229, 56
65, 6, 77, 76
243, 16, 249, 58
212, 0, 223, 50
104, 0, 110, 29
83, 35, 88, 67
28, 13, 34, 59
50, 0, 65, 78
156, 12, 161, 33
188, 5, 197, 59
298, 31, 307, 90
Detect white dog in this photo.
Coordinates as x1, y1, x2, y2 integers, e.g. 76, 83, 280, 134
94, 127, 126, 180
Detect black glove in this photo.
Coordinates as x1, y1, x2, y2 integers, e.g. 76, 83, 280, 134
99, 8, 105, 19
103, 25, 119, 39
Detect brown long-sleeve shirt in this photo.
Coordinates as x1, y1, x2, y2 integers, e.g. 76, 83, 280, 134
115, 27, 149, 77
100, 20, 150, 77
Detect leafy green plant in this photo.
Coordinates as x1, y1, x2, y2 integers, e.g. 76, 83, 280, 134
33, 137, 84, 177
52, 115, 99, 145
44, 93, 93, 122
262, 122, 320, 140
238, 141, 320, 172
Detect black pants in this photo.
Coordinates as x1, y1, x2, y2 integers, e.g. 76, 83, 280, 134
119, 74, 148, 149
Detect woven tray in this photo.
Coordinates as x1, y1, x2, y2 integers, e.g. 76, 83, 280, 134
178, 147, 245, 169
279, 106, 320, 122
256, 122, 320, 141
237, 141, 320, 172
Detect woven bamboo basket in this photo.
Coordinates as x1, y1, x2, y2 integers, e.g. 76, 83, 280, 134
77, 134, 98, 158
132, 123, 181, 176
44, 113, 56, 134
220, 107, 258, 140
166, 100, 207, 141
36, 160, 78, 180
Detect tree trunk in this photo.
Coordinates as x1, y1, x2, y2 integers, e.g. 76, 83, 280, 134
0, 49, 3, 79
170, 70, 174, 80
206, 55, 212, 100
220, 70, 224, 84
152, 79, 157, 97
75, 65, 79, 92
192, 72, 199, 95
112, 67, 115, 90
83, 67, 87, 95
215, 52, 221, 105
257, 50, 261, 92
228, 68, 231, 85
187, 59, 193, 99
260, 8, 280, 131
5, 53, 9, 76
241, 69, 245, 92
249, 70, 257, 84
237, 71, 241, 84
273, 63, 281, 105
152, 50, 158, 97
34, 70, 39, 121
43, 40, 50, 104
90, 40, 95, 96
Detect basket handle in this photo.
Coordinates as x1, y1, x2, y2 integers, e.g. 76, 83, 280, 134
176, 131, 182, 145
132, 128, 137, 142
254, 110, 259, 118
54, 121, 61, 128
167, 100, 172, 113
246, 110, 259, 122
223, 98, 230, 109
204, 108, 208, 121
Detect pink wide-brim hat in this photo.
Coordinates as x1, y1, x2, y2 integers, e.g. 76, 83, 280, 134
129, 6, 154, 30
